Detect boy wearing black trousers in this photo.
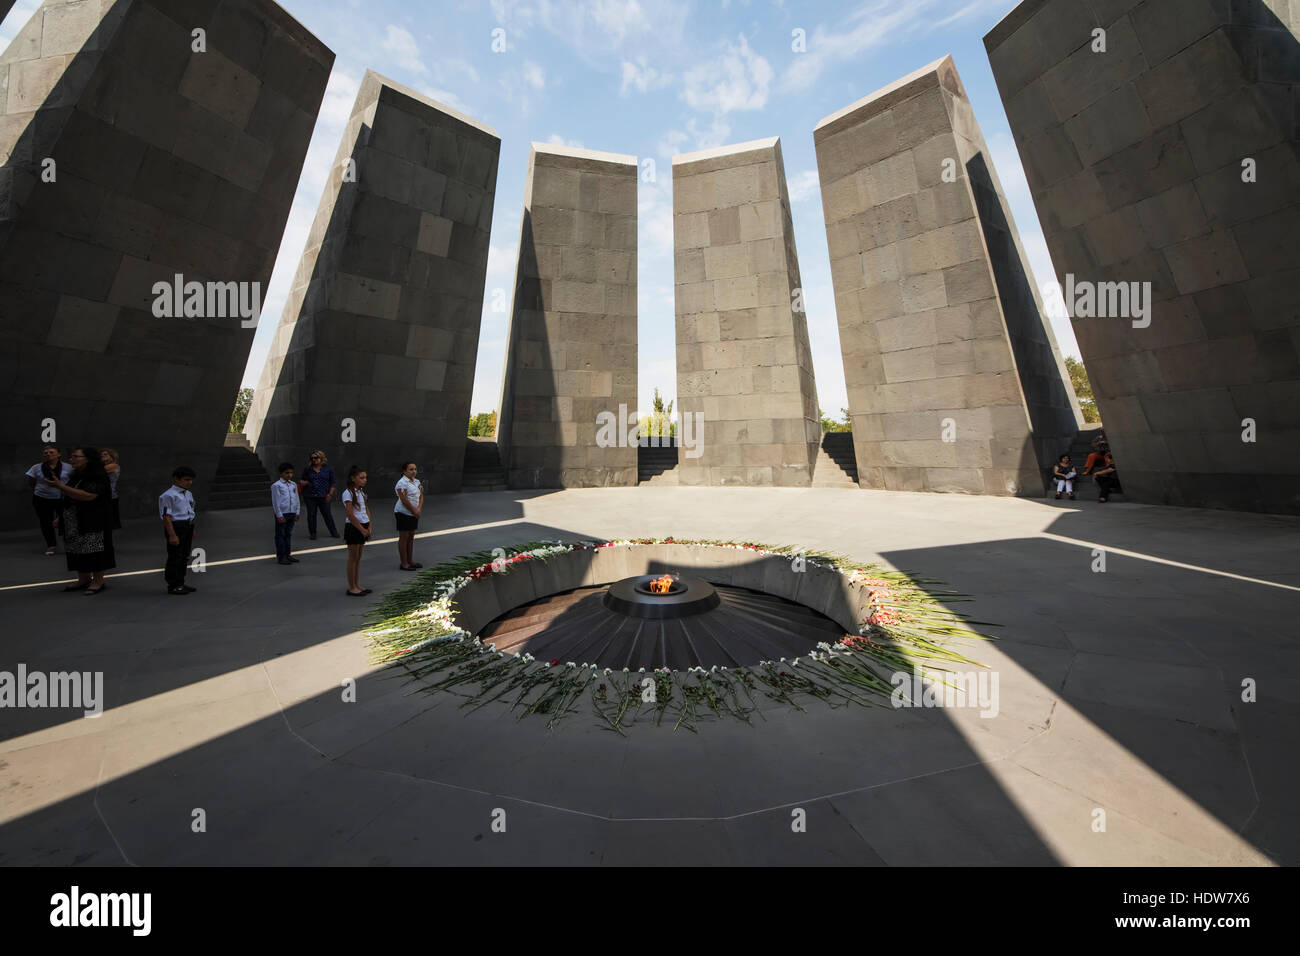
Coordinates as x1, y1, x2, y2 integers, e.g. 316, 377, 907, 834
272, 463, 301, 565
159, 466, 197, 595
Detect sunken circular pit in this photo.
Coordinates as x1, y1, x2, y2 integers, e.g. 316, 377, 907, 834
366, 539, 987, 731
480, 577, 840, 670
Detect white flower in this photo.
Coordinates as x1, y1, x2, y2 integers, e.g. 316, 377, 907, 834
604, 668, 611, 676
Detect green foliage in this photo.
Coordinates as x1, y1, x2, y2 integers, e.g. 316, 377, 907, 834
467, 410, 498, 437
641, 386, 676, 438
229, 388, 254, 433
1065, 356, 1101, 424
819, 406, 851, 433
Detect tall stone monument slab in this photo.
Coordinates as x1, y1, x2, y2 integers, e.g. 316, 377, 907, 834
814, 56, 1081, 497
986, 0, 1300, 513
246, 72, 499, 495
672, 137, 821, 486
497, 143, 637, 488
0, 0, 332, 528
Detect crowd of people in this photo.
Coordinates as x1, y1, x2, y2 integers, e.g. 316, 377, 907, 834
24, 432, 1122, 595
25, 445, 426, 597
1052, 432, 1122, 503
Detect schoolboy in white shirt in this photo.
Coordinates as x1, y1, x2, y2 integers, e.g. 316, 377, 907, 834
159, 466, 197, 595
271, 463, 301, 565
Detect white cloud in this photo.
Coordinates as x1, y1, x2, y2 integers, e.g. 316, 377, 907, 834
523, 60, 546, 89
440, 57, 482, 85
638, 179, 674, 254
931, 0, 1008, 29
424, 86, 475, 115
682, 35, 772, 114
585, 0, 654, 45
485, 243, 516, 279
657, 128, 688, 160
786, 169, 820, 203
0, 0, 41, 48
620, 57, 673, 95
781, 1, 935, 93
382, 24, 428, 75
318, 69, 361, 131
545, 133, 585, 148
986, 131, 1034, 210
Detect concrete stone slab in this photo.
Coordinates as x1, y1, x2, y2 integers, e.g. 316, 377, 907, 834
0, 0, 333, 529
815, 56, 1081, 499
497, 144, 637, 489
247, 72, 499, 498
987, 0, 1300, 513
672, 138, 820, 486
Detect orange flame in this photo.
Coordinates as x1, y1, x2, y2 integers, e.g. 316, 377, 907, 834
647, 574, 676, 594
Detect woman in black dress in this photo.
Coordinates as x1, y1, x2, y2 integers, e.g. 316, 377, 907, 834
49, 447, 115, 594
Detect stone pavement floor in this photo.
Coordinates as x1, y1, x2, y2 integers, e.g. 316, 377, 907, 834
0, 486, 1296, 865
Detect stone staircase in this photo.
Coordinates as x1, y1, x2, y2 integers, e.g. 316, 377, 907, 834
638, 439, 679, 485
463, 437, 507, 492
208, 435, 274, 510
812, 432, 859, 488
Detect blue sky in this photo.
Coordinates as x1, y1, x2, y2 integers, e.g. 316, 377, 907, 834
2, 0, 1080, 417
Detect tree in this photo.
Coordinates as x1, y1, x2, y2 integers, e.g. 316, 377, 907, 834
229, 388, 254, 433
819, 406, 851, 433
467, 411, 497, 437
1065, 356, 1101, 424
641, 387, 676, 438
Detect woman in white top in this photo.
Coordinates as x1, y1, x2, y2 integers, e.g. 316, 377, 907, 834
341, 466, 371, 597
394, 461, 423, 571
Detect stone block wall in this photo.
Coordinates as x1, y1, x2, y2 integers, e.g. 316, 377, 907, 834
672, 137, 821, 486
497, 143, 638, 488
246, 71, 499, 497
0, 0, 332, 529
814, 56, 1080, 496
986, 0, 1300, 513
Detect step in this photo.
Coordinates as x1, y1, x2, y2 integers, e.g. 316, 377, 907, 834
639, 471, 679, 486
210, 480, 271, 494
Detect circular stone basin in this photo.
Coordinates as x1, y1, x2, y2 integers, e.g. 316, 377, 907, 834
604, 574, 721, 620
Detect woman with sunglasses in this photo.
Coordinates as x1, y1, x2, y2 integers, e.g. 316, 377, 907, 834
298, 450, 338, 540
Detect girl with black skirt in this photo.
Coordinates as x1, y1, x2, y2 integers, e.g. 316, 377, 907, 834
342, 466, 371, 596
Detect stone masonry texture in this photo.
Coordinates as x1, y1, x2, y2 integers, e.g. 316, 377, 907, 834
0, 0, 332, 530
673, 137, 821, 487
496, 143, 638, 489
246, 72, 499, 497
986, 0, 1300, 514
815, 56, 1082, 497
